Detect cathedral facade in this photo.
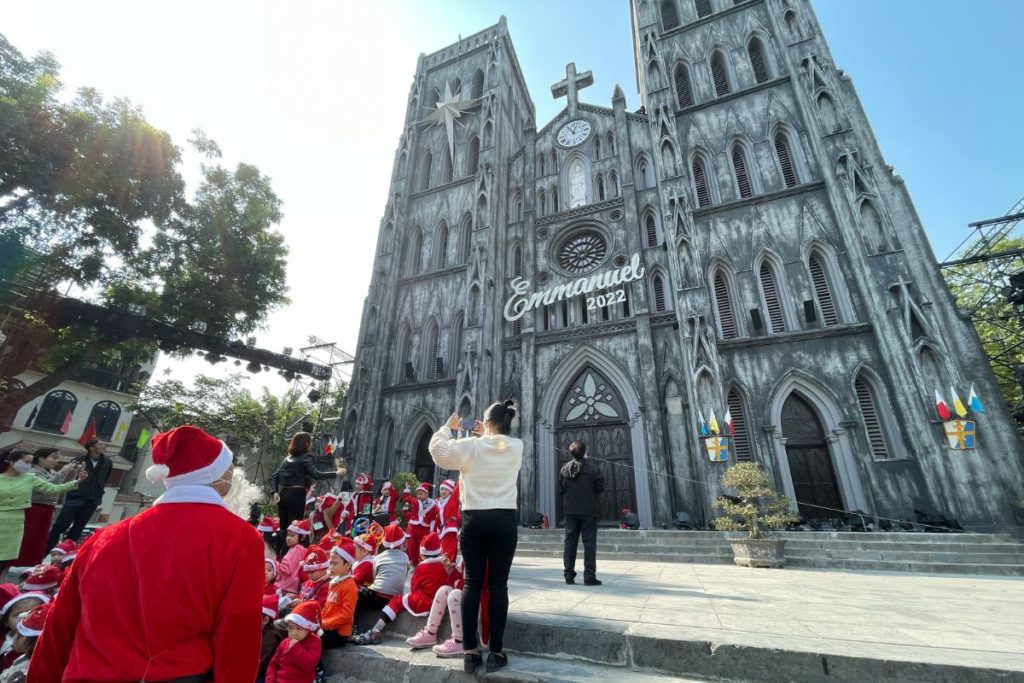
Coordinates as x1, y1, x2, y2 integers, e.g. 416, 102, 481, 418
345, 0, 1024, 531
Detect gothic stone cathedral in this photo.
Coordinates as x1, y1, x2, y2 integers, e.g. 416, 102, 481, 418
346, 0, 1024, 532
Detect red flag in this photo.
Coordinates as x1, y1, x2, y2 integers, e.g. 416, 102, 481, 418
934, 390, 951, 421
60, 410, 74, 435
77, 418, 97, 446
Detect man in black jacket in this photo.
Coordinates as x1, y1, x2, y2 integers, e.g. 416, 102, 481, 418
47, 438, 112, 549
559, 441, 605, 585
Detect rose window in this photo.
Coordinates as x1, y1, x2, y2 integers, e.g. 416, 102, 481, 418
557, 230, 608, 274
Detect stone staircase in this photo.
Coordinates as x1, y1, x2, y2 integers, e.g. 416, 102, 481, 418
515, 528, 1024, 576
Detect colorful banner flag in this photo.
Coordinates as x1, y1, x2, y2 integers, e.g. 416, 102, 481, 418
24, 405, 38, 429
949, 386, 968, 418
77, 418, 97, 446
60, 410, 73, 435
968, 384, 985, 414
324, 439, 335, 456
704, 436, 730, 462
934, 390, 951, 421
709, 410, 720, 436
697, 411, 709, 437
943, 420, 976, 450
723, 408, 735, 435
136, 429, 152, 449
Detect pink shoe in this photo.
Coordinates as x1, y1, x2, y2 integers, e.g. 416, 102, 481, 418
432, 636, 463, 658
406, 628, 437, 649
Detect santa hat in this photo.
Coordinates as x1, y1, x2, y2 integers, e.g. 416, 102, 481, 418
22, 565, 62, 592
355, 473, 373, 488
305, 495, 316, 507
287, 519, 311, 536
439, 479, 456, 494
302, 547, 330, 572
381, 481, 394, 493
381, 523, 408, 549
318, 493, 338, 510
145, 425, 232, 487
50, 539, 77, 557
59, 552, 76, 569
317, 530, 343, 551
1, 592, 51, 619
256, 516, 280, 533
331, 538, 356, 564
262, 594, 279, 620
420, 532, 443, 558
416, 482, 432, 495
16, 603, 51, 638
0, 585, 18, 611
284, 600, 321, 633
264, 558, 277, 578
353, 533, 377, 554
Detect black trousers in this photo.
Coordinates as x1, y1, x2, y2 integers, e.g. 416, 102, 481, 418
276, 488, 307, 552
460, 508, 517, 653
354, 590, 392, 630
47, 498, 98, 550
321, 630, 349, 649
563, 515, 598, 581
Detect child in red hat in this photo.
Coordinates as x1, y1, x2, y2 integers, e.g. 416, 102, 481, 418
372, 481, 398, 524
292, 547, 331, 609
48, 539, 76, 567
353, 524, 409, 625
4, 602, 50, 680
401, 483, 439, 566
321, 538, 358, 650
258, 595, 283, 683
264, 558, 279, 597
351, 534, 377, 588
276, 520, 312, 596
1, 590, 50, 671
340, 474, 375, 534
20, 565, 62, 597
352, 532, 458, 646
436, 479, 461, 563
266, 600, 322, 683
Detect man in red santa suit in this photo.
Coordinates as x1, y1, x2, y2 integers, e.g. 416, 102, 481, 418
402, 483, 439, 566
28, 425, 264, 683
372, 481, 398, 524
436, 479, 461, 563
340, 473, 374, 533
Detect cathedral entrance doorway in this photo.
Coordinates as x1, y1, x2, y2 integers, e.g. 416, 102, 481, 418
413, 427, 435, 486
781, 393, 842, 520
554, 365, 636, 525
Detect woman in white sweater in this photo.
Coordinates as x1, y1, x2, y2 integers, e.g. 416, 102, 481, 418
429, 399, 522, 674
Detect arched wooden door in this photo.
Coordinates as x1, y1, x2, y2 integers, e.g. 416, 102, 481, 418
781, 393, 842, 519
413, 427, 436, 486
555, 365, 636, 525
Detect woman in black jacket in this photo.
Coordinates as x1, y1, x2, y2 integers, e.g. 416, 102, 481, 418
269, 432, 344, 544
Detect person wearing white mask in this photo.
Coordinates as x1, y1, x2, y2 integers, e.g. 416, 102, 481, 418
0, 449, 85, 579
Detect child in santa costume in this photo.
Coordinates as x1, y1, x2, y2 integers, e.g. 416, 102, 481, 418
258, 595, 283, 683
321, 538, 358, 650
46, 540, 75, 568
28, 425, 265, 683
372, 481, 398, 523
0, 602, 49, 682
352, 533, 457, 645
265, 600, 322, 683
353, 524, 409, 624
264, 558, 279, 597
351, 534, 377, 588
276, 519, 312, 595
402, 483, 439, 566
1, 589, 50, 673
406, 559, 491, 657
311, 493, 342, 540
257, 515, 281, 557
340, 474, 375, 533
19, 566, 61, 598
435, 479, 461, 563
293, 547, 331, 609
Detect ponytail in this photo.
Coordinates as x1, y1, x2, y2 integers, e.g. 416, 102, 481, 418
484, 399, 517, 435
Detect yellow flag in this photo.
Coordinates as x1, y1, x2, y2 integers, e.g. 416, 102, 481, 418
950, 386, 968, 418
709, 410, 720, 436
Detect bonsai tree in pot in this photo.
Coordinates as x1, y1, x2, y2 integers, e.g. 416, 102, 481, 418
713, 462, 799, 568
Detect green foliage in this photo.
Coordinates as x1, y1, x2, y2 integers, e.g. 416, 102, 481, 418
713, 462, 798, 539
390, 472, 420, 528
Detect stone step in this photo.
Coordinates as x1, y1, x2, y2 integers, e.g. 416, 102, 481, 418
516, 549, 731, 564
323, 639, 709, 683
785, 556, 1024, 576
519, 529, 1016, 544
788, 550, 1024, 564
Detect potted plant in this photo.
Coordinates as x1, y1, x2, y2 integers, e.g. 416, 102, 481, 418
713, 462, 799, 568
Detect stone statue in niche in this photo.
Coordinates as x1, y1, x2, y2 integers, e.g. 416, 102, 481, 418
569, 159, 587, 208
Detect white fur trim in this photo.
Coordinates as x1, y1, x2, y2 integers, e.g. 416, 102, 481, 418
1, 592, 51, 618
353, 536, 375, 552
439, 526, 458, 538
262, 606, 277, 619
284, 612, 318, 632
302, 560, 330, 572
331, 545, 355, 564
145, 464, 170, 482
50, 548, 67, 557
153, 484, 228, 508
382, 534, 407, 549
402, 593, 429, 617
17, 620, 43, 637
264, 558, 277, 577
382, 605, 397, 620
22, 579, 58, 591
256, 522, 278, 532
161, 442, 233, 488
420, 544, 442, 557
287, 523, 310, 536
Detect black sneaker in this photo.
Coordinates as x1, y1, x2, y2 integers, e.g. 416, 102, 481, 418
564, 576, 576, 584
464, 652, 483, 673
584, 578, 603, 586
486, 652, 509, 672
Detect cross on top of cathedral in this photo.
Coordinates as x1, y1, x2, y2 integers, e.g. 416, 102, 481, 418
551, 62, 594, 115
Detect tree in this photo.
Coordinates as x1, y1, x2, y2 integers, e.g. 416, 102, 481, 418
713, 463, 798, 539
0, 34, 289, 431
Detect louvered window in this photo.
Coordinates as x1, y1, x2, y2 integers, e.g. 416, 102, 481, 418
653, 274, 667, 312
427, 326, 441, 378
512, 244, 523, 277
774, 132, 798, 187
758, 261, 786, 333
713, 271, 737, 339
645, 214, 658, 247
607, 132, 616, 155
538, 156, 545, 176
420, 152, 432, 191
441, 149, 453, 183
711, 52, 730, 96
610, 172, 619, 197
467, 136, 480, 176
412, 233, 424, 274
726, 390, 752, 461
461, 220, 472, 263
538, 191, 546, 216
674, 64, 694, 108
855, 376, 890, 458
748, 38, 769, 83
594, 138, 602, 160
808, 253, 839, 326
597, 177, 606, 201
731, 146, 752, 198
695, 0, 713, 18
661, 0, 680, 29
437, 225, 449, 269
552, 189, 559, 213
692, 157, 711, 207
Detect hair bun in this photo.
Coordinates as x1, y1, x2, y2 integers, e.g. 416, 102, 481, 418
503, 399, 516, 417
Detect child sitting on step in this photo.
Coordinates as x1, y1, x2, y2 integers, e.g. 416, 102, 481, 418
405, 559, 490, 656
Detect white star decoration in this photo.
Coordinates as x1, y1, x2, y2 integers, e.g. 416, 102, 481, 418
421, 83, 479, 165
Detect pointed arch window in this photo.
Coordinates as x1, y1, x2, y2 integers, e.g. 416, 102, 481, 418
773, 130, 799, 187
757, 260, 786, 333
451, 312, 464, 369
552, 188, 560, 213
710, 51, 731, 97
673, 62, 694, 109
860, 201, 886, 254
466, 135, 480, 176
784, 10, 799, 37
596, 175, 606, 201
396, 326, 413, 383
726, 388, 753, 461
549, 151, 557, 173
638, 159, 651, 190
512, 243, 523, 277
471, 69, 484, 99
606, 132, 616, 156
747, 37, 770, 83
661, 141, 677, 177
483, 121, 493, 148
594, 137, 602, 160
34, 390, 78, 433
419, 152, 432, 191
818, 93, 840, 133
855, 373, 891, 459
661, 0, 680, 29
469, 286, 481, 326
713, 269, 738, 339
695, 0, 713, 18
609, 171, 620, 197
441, 147, 453, 183
538, 155, 546, 177
436, 222, 449, 269
652, 273, 667, 312
691, 155, 712, 207
461, 216, 473, 264
808, 251, 839, 326
538, 189, 547, 216
425, 322, 441, 379
731, 144, 753, 199
645, 213, 659, 247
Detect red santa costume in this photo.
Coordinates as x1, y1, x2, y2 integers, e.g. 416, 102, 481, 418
435, 479, 461, 563
402, 483, 440, 566
21, 564, 62, 595
296, 547, 331, 608
382, 533, 456, 621
372, 481, 399, 523
351, 534, 377, 588
266, 600, 322, 683
311, 493, 342, 537
340, 474, 375, 533
48, 539, 77, 567
28, 425, 264, 683
264, 558, 279, 597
